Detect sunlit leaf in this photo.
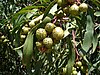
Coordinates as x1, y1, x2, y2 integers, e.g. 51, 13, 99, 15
49, 4, 57, 15
42, 0, 56, 20
26, 9, 38, 19
16, 50, 23, 60
94, 11, 100, 17
63, 29, 70, 38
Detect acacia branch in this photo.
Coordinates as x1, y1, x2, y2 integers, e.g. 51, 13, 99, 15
72, 30, 80, 61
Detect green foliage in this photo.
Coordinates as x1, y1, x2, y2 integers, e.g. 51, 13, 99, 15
22, 32, 33, 68
82, 15, 94, 53
0, 0, 100, 75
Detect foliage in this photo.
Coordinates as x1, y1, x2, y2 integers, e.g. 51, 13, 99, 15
0, 0, 100, 75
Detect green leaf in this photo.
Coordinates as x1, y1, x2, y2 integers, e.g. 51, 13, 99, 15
42, 0, 50, 3
12, 15, 25, 35
22, 32, 33, 68
12, 6, 44, 22
13, 14, 25, 27
92, 33, 98, 54
82, 15, 94, 52
66, 39, 75, 75
82, 31, 93, 52
91, 0, 100, 7
89, 60, 100, 74
94, 11, 100, 17
22, 6, 44, 10
12, 10, 33, 22
63, 29, 70, 38
14, 31, 20, 47
42, 15, 52, 24
16, 50, 23, 60
26, 9, 38, 19
49, 4, 57, 15
67, 48, 75, 75
26, 13, 33, 19
42, 0, 56, 20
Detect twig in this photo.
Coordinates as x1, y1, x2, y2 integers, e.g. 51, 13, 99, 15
52, 16, 57, 23
13, 44, 24, 50
72, 30, 80, 61
76, 0, 81, 4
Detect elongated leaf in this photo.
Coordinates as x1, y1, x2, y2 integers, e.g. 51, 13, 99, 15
66, 38, 75, 75
14, 31, 20, 47
12, 10, 33, 21
92, 34, 98, 53
12, 6, 44, 22
91, 0, 100, 7
21, 6, 44, 10
82, 15, 94, 52
16, 50, 23, 60
22, 32, 33, 68
42, 0, 56, 20
94, 11, 100, 17
63, 29, 70, 38
49, 4, 57, 15
89, 60, 100, 74
43, 0, 50, 3
67, 48, 75, 75
12, 15, 25, 34
82, 31, 93, 51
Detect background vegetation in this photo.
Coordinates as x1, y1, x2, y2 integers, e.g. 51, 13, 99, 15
0, 0, 100, 75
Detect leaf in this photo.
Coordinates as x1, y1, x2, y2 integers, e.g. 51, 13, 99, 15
92, 33, 98, 54
49, 4, 57, 15
22, 32, 33, 68
82, 32, 93, 51
12, 6, 44, 22
26, 9, 38, 19
94, 11, 100, 17
12, 15, 25, 35
91, 0, 100, 8
42, 15, 52, 24
12, 10, 33, 22
42, 0, 56, 20
21, 6, 44, 10
14, 31, 20, 47
16, 50, 23, 60
13, 14, 25, 27
42, 0, 50, 3
82, 15, 94, 53
89, 60, 100, 74
66, 38, 75, 75
63, 29, 70, 38
26, 12, 34, 19
67, 48, 75, 75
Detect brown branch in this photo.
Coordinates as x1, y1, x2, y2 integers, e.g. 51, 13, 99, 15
72, 30, 80, 61
52, 16, 57, 24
